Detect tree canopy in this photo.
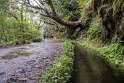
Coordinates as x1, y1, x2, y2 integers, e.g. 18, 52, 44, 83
23, 0, 83, 27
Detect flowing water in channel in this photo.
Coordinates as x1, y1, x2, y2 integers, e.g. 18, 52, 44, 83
71, 44, 117, 83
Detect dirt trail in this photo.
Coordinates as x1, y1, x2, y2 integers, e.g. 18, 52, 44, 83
0, 39, 64, 83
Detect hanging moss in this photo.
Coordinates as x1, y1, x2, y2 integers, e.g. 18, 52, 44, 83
116, 17, 124, 42
113, 0, 124, 16
96, 0, 124, 42
111, 0, 124, 42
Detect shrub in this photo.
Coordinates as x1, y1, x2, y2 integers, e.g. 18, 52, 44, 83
86, 16, 101, 40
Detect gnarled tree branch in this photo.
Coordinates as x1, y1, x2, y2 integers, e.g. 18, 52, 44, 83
25, 0, 82, 27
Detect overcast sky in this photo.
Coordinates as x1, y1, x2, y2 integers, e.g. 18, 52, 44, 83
30, 0, 39, 6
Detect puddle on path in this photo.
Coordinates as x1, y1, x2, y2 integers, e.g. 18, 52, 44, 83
2, 49, 33, 59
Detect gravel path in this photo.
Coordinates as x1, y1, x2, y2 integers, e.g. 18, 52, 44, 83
0, 39, 64, 83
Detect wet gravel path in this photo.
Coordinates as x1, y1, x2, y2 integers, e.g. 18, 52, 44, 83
0, 39, 64, 83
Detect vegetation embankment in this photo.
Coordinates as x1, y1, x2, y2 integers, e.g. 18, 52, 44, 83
77, 0, 124, 82
41, 40, 74, 83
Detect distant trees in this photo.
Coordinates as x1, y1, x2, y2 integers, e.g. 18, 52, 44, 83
0, 0, 42, 47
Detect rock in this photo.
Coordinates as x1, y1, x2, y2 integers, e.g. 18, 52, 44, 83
7, 78, 18, 83
18, 78, 28, 82
0, 72, 4, 75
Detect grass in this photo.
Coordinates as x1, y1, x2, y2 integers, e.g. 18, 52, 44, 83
41, 40, 74, 83
78, 38, 124, 82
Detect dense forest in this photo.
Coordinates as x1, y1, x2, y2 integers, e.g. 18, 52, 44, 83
0, 0, 42, 47
0, 0, 124, 83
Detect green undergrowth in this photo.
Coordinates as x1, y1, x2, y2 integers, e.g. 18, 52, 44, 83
86, 16, 101, 40
79, 15, 124, 81
79, 39, 124, 82
41, 40, 74, 83
0, 20, 42, 47
79, 39, 124, 70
